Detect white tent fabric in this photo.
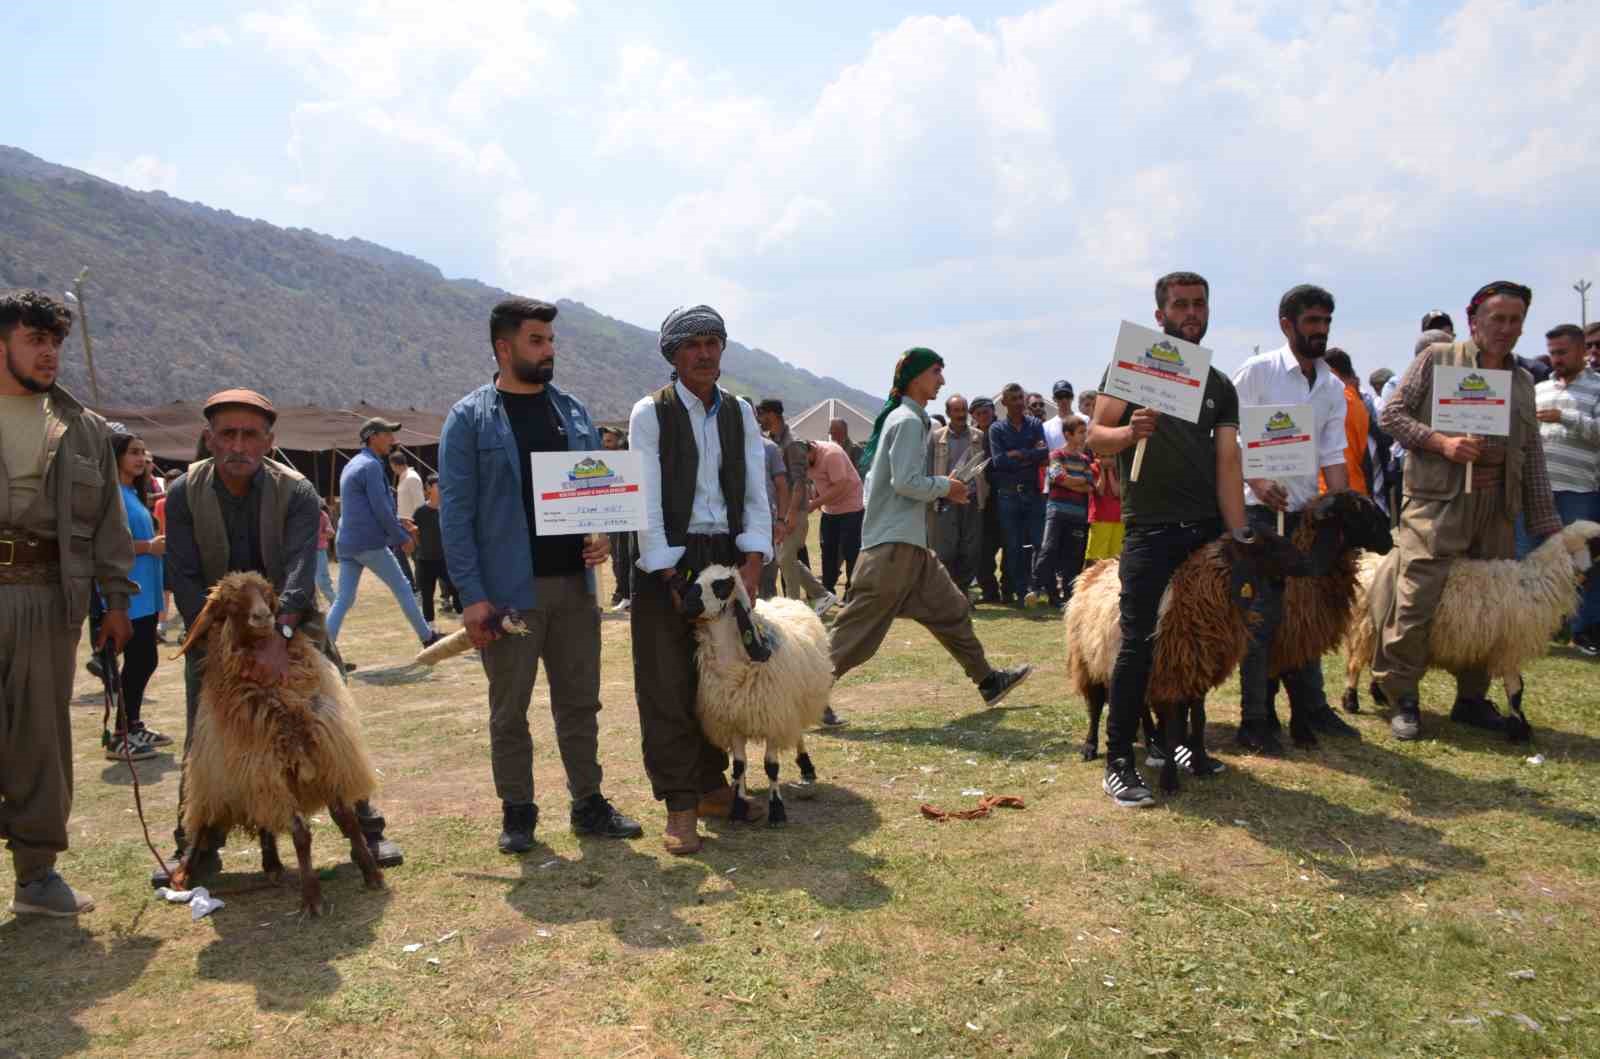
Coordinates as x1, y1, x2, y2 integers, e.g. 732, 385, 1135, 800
788, 398, 875, 444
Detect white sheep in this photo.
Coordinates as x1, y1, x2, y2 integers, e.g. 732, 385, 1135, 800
681, 565, 832, 825
1342, 519, 1600, 738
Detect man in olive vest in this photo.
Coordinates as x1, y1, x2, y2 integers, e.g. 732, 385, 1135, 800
152, 388, 403, 886
1373, 282, 1562, 740
627, 305, 773, 855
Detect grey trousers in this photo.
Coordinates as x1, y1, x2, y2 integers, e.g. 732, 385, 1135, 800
480, 574, 604, 807
933, 500, 984, 590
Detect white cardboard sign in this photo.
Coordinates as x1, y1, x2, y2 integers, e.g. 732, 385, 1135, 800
1239, 404, 1317, 479
1432, 366, 1512, 436
1102, 321, 1213, 423
529, 450, 645, 535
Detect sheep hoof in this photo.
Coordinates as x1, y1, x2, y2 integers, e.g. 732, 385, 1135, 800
265, 868, 285, 886
1290, 719, 1319, 750
791, 777, 819, 801
1159, 761, 1179, 796
730, 795, 753, 823
1369, 680, 1389, 708
364, 870, 387, 891
767, 801, 788, 827
1079, 742, 1099, 762
1341, 688, 1361, 714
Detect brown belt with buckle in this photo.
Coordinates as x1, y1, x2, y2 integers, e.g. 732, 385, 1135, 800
0, 532, 61, 585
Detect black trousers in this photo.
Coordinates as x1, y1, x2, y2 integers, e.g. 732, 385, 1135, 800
1031, 506, 1088, 604
1104, 520, 1220, 761
820, 510, 863, 594
392, 545, 417, 590
415, 559, 457, 622
120, 614, 160, 729
610, 532, 635, 602
979, 497, 1009, 599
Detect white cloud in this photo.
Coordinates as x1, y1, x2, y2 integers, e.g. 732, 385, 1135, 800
178, 24, 232, 48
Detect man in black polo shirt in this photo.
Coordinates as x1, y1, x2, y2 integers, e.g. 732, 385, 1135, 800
1088, 271, 1248, 807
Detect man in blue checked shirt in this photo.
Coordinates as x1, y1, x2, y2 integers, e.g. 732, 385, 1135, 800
987, 381, 1049, 607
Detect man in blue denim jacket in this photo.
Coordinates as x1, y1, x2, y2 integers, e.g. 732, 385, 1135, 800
440, 297, 642, 854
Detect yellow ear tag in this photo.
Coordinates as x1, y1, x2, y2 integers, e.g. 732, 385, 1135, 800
1240, 582, 1254, 599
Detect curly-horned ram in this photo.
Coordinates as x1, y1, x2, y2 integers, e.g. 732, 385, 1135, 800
173, 572, 385, 915
681, 565, 832, 825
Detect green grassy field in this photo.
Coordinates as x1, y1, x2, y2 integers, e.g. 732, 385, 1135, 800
3, 548, 1599, 1058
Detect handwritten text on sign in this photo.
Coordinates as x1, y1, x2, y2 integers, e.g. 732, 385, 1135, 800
1239, 404, 1317, 479
1102, 320, 1213, 423
530, 450, 646, 535
1432, 366, 1512, 437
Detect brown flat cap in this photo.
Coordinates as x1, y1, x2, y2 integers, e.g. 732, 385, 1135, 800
203, 388, 277, 424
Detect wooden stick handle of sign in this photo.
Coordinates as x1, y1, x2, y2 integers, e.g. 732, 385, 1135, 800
1277, 510, 1285, 536
1130, 438, 1147, 482
1464, 461, 1473, 494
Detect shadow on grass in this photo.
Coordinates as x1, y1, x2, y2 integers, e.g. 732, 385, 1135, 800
349, 663, 434, 687
0, 924, 160, 1057
828, 705, 1077, 760
98, 752, 182, 786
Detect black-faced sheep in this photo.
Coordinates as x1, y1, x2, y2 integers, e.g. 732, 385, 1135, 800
680, 565, 832, 826
1342, 519, 1600, 739
173, 572, 385, 916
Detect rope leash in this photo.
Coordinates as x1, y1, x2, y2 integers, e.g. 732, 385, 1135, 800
96, 642, 174, 881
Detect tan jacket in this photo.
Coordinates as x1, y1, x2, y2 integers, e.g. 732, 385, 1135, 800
927, 424, 989, 511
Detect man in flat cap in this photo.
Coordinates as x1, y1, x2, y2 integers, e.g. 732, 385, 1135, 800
1, 290, 135, 916
154, 387, 404, 885
628, 305, 774, 854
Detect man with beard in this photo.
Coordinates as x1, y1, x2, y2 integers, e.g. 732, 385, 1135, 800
1229, 285, 1356, 754
1, 290, 135, 916
927, 393, 987, 593
439, 297, 642, 853
1088, 271, 1247, 807
1535, 324, 1600, 651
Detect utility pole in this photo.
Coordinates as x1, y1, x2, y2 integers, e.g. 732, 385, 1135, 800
63, 266, 100, 404
1577, 279, 1592, 329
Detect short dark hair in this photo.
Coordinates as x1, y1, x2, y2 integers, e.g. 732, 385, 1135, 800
1324, 348, 1355, 380
1546, 323, 1584, 343
1154, 272, 1209, 310
389, 451, 407, 463
1001, 382, 1024, 399
0, 289, 73, 342
489, 297, 557, 352
756, 398, 784, 415
1587, 322, 1600, 337
1279, 284, 1335, 322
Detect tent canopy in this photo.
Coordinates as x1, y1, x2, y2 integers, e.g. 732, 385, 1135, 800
788, 398, 874, 444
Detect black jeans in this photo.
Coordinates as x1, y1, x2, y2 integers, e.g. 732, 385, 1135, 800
120, 614, 160, 729
415, 558, 458, 622
979, 495, 1009, 599
820, 510, 863, 594
609, 532, 635, 602
1105, 519, 1221, 761
1031, 504, 1088, 603
1237, 506, 1326, 722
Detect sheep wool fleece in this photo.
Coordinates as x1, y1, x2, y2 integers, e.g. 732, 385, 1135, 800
829, 542, 991, 684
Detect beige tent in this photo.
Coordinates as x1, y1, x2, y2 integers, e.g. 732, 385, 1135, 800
788, 398, 874, 445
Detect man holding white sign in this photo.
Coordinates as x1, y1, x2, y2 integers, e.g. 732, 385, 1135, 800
1374, 281, 1562, 740
439, 297, 643, 855
1088, 271, 1247, 808
1230, 284, 1356, 754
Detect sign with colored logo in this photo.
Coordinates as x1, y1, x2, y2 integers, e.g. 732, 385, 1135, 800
1433, 366, 1512, 436
1239, 403, 1316, 479
529, 450, 645, 535
1102, 321, 1213, 423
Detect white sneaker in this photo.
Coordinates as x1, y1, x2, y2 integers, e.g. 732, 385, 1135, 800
811, 592, 838, 616
105, 732, 157, 762
611, 599, 631, 613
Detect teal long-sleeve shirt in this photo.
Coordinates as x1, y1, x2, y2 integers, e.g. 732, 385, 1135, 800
861, 397, 953, 550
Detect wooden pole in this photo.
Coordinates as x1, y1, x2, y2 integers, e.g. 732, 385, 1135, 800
70, 267, 101, 404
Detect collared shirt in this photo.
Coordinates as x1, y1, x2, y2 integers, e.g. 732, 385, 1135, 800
1230, 345, 1347, 512
761, 437, 785, 516
862, 397, 950, 550
988, 413, 1048, 490
629, 381, 773, 572
1536, 368, 1600, 493
395, 466, 425, 520
807, 439, 864, 515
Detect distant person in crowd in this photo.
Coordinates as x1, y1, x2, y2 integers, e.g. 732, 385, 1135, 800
412, 474, 458, 622
1420, 309, 1454, 337
989, 381, 1048, 608
389, 450, 424, 589
830, 417, 864, 469
1373, 281, 1561, 740
928, 393, 987, 594
969, 396, 1009, 603
326, 417, 442, 648
600, 427, 635, 611
1042, 379, 1076, 451
158, 388, 402, 886
759, 420, 786, 600
105, 430, 171, 761
806, 436, 864, 597
315, 499, 338, 608
826, 348, 1034, 725
440, 297, 641, 854
1535, 323, 1600, 652
755, 398, 836, 616
929, 413, 947, 427
1026, 392, 1048, 423
1027, 414, 1092, 609
1585, 322, 1600, 373
1365, 367, 1396, 511
1084, 444, 1123, 563
0, 289, 134, 917
1090, 270, 1243, 806
1078, 389, 1098, 418
154, 468, 178, 642
628, 305, 774, 854
1321, 348, 1371, 496
1231, 284, 1356, 755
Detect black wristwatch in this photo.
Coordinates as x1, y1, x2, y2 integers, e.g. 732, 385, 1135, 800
277, 622, 295, 641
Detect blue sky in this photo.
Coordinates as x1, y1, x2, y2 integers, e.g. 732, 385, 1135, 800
11, 0, 1598, 401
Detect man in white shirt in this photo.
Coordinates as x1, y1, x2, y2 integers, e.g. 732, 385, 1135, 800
1230, 284, 1356, 753
1536, 323, 1600, 651
388, 450, 425, 590
1042, 379, 1076, 451
627, 305, 774, 855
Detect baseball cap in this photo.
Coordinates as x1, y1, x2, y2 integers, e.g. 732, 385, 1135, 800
203, 388, 277, 425
1051, 379, 1074, 399
1420, 309, 1453, 332
360, 416, 402, 441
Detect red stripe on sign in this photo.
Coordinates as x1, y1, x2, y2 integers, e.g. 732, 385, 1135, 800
1438, 398, 1506, 405
1245, 435, 1312, 448
1116, 361, 1203, 386
539, 484, 641, 500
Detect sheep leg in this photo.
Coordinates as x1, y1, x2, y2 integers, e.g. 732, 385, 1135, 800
1080, 684, 1106, 762
329, 799, 386, 891
260, 829, 285, 884
1504, 672, 1532, 743
729, 737, 754, 822
291, 813, 323, 918
1157, 705, 1180, 796
794, 737, 819, 800
1342, 650, 1363, 713
765, 752, 787, 827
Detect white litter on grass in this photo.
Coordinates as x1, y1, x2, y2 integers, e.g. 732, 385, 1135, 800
402, 943, 424, 954
965, 1022, 982, 1032
961, 788, 985, 797
155, 885, 225, 920
964, 759, 977, 766
812, 928, 824, 941
540, 859, 559, 869
1507, 969, 1536, 981
535, 929, 553, 939
1510, 1013, 1543, 1033
426, 957, 441, 968
1233, 819, 1249, 826
724, 867, 738, 875
436, 930, 460, 943
1525, 754, 1545, 766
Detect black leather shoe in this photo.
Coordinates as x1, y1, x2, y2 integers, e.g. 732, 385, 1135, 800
1234, 719, 1284, 755
1307, 704, 1360, 738
1450, 696, 1507, 732
570, 794, 643, 839
150, 848, 221, 889
498, 802, 538, 854
1390, 696, 1422, 740
367, 837, 404, 867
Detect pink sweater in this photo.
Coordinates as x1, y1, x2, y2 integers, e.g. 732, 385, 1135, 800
807, 440, 864, 515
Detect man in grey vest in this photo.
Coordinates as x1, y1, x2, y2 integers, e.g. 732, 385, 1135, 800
152, 389, 403, 885
627, 305, 773, 855
926, 392, 987, 592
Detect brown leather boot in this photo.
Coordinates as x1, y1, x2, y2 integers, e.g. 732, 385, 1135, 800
697, 784, 766, 823
663, 809, 702, 855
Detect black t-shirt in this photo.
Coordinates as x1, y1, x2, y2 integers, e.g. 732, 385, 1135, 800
500, 389, 586, 577
413, 503, 444, 562
1099, 366, 1240, 526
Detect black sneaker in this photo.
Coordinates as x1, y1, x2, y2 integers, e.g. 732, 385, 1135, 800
1235, 719, 1284, 755
1157, 743, 1227, 776
1450, 696, 1507, 732
1307, 704, 1360, 738
421, 631, 447, 649
570, 794, 643, 839
979, 665, 1034, 707
1390, 696, 1422, 741
498, 802, 538, 854
819, 706, 847, 728
1103, 757, 1155, 808
1573, 630, 1599, 656
150, 848, 221, 889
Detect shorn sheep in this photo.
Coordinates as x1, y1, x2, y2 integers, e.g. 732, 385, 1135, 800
1342, 519, 1600, 739
172, 572, 385, 915
680, 565, 832, 825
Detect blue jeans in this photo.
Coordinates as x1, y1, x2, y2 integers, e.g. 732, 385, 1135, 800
995, 486, 1044, 600
315, 550, 337, 610
1555, 491, 1600, 634
327, 547, 434, 643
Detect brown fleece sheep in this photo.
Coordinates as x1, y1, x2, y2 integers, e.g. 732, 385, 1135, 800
172, 572, 384, 916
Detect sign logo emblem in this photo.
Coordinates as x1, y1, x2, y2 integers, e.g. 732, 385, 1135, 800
1453, 372, 1497, 401
566, 456, 618, 487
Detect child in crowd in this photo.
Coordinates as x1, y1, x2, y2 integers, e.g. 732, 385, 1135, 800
1027, 415, 1093, 609
1085, 447, 1124, 564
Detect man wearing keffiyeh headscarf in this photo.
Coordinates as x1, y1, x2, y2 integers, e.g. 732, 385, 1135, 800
823, 348, 1034, 724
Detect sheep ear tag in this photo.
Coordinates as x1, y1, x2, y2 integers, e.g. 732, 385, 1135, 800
1239, 582, 1253, 599
732, 599, 773, 663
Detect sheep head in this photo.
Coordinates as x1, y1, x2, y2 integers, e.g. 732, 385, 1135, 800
680, 564, 748, 623
174, 572, 278, 658
1221, 526, 1305, 581
1557, 519, 1600, 576
1304, 491, 1394, 558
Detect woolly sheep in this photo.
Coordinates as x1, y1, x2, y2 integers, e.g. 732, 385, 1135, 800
173, 572, 385, 916
681, 565, 832, 825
